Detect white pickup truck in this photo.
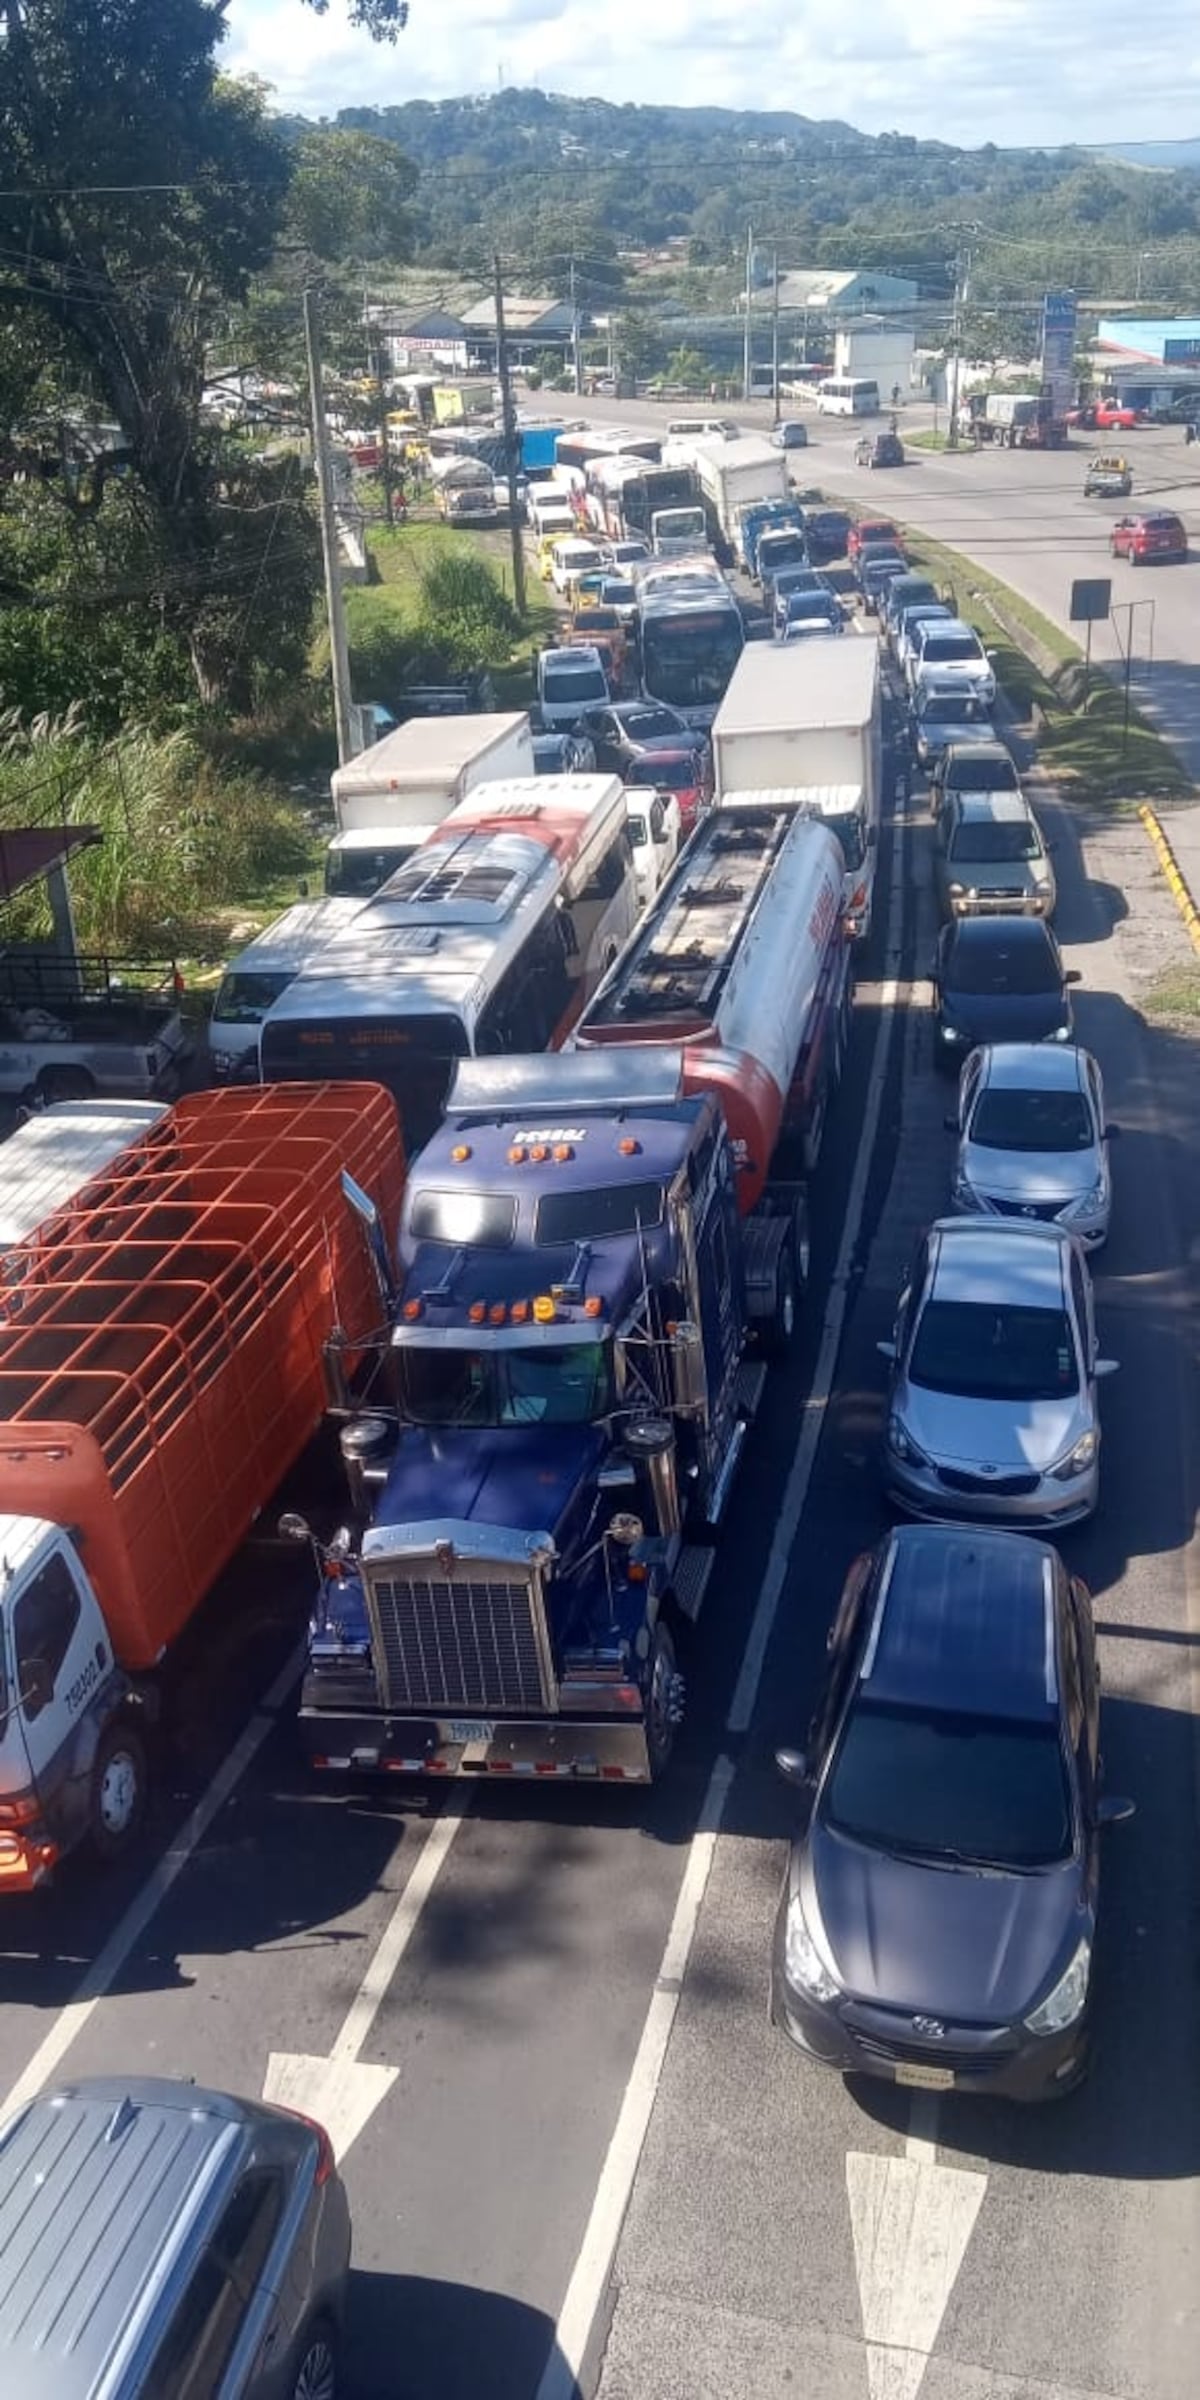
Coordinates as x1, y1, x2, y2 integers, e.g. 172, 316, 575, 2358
0, 952, 190, 1109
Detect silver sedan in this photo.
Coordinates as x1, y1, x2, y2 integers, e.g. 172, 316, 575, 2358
880, 1217, 1117, 1527
947, 1043, 1115, 1250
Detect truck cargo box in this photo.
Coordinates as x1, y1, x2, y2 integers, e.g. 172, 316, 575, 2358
0, 1082, 404, 1671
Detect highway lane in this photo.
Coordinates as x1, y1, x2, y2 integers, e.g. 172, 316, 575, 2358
586, 745, 1200, 2398
0, 751, 909, 2396
539, 392, 1200, 772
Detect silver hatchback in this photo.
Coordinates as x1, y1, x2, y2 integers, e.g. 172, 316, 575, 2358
880, 1217, 1117, 1528
934, 791, 1056, 920
0, 2076, 350, 2399
948, 1043, 1115, 1250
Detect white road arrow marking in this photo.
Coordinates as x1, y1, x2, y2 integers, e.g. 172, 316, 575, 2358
847, 2098, 987, 2400
263, 1797, 466, 2162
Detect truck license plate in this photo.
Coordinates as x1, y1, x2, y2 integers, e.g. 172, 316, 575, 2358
447, 1720, 496, 1747
894, 2062, 954, 2091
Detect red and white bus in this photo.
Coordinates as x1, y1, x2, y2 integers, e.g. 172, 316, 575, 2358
260, 778, 638, 1151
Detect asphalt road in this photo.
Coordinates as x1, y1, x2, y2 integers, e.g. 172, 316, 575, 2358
0, 429, 1196, 2400
538, 390, 1200, 774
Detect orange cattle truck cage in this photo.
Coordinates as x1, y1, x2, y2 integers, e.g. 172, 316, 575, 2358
0, 1081, 404, 1672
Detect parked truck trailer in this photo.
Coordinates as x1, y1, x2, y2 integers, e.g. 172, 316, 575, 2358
711, 636, 884, 937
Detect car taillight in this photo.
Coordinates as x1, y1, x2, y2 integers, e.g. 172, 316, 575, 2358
286, 2107, 337, 2184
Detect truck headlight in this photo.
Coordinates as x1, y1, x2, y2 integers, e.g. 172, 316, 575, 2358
785, 1893, 840, 2003
1025, 1937, 1091, 2035
1050, 1429, 1097, 1480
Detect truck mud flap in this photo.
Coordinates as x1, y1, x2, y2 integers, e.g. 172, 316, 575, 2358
673, 1543, 717, 1624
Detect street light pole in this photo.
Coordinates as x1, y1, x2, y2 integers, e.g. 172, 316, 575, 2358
771, 246, 781, 424
743, 223, 754, 403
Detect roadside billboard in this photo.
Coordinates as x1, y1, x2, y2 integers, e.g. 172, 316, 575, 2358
1041, 291, 1078, 420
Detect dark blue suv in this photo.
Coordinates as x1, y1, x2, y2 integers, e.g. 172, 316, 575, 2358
771, 1523, 1134, 2100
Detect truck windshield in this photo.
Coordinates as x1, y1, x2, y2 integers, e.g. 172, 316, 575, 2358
324, 846, 415, 899
654, 509, 706, 545
397, 1339, 612, 1426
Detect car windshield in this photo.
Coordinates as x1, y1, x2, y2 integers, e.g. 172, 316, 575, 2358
947, 756, 1019, 794
949, 819, 1041, 863
543, 664, 608, 705
603, 581, 636, 606
947, 931, 1059, 995
825, 1703, 1073, 1867
921, 694, 985, 727
775, 570, 821, 598
971, 1088, 1094, 1152
396, 1339, 611, 1427
626, 753, 694, 791
908, 1298, 1079, 1400
618, 706, 680, 740
787, 593, 835, 618
923, 635, 984, 665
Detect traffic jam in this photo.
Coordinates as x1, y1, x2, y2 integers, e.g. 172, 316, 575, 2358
0, 406, 1192, 2400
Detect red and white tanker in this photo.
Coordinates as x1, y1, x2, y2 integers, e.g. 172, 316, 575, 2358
573, 805, 851, 1208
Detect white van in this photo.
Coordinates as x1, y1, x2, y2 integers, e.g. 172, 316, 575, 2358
665, 417, 740, 441
528, 485, 579, 538
537, 645, 611, 729
207, 898, 367, 1082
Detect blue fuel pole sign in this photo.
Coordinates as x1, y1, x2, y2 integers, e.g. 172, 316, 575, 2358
1041, 291, 1078, 422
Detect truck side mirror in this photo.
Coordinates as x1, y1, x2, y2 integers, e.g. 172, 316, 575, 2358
775, 1747, 808, 1787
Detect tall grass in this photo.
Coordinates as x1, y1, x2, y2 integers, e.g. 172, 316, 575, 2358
0, 708, 310, 953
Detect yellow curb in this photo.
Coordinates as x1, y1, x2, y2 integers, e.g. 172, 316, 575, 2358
1138, 804, 1200, 959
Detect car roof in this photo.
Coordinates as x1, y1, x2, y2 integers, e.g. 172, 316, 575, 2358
0, 2078, 280, 2396
864, 1527, 1061, 1722
976, 1042, 1090, 1095
919, 617, 977, 642
918, 678, 981, 706
951, 791, 1032, 826
943, 739, 1013, 765
926, 1213, 1071, 1307
948, 911, 1054, 949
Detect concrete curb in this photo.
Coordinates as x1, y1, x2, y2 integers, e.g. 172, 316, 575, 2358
1137, 804, 1200, 958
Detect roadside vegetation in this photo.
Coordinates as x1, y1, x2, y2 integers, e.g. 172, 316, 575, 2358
899, 526, 1193, 802
1142, 961, 1200, 1022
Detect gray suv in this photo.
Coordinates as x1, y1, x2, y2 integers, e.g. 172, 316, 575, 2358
0, 2077, 350, 2399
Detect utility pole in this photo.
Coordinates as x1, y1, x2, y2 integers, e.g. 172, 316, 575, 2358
743, 224, 754, 403
304, 284, 356, 767
570, 256, 582, 396
493, 255, 527, 621
372, 333, 396, 530
771, 245, 781, 424
946, 247, 969, 452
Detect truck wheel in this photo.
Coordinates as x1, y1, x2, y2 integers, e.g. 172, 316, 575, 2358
761, 1247, 798, 1362
88, 1722, 148, 1862
39, 1067, 96, 1105
645, 1622, 683, 1780
792, 1194, 811, 1295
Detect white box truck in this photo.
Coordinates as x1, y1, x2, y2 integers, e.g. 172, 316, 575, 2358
688, 436, 790, 562
712, 637, 884, 940
327, 712, 534, 894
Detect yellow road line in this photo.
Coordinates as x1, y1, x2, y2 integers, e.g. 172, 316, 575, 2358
1138, 803, 1200, 958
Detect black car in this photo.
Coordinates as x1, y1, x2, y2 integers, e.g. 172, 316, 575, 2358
932, 914, 1078, 1070
884, 574, 940, 640
771, 1524, 1133, 2101
584, 701, 707, 777
803, 508, 853, 563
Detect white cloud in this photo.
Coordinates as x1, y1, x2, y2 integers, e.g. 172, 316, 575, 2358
222, 0, 1200, 147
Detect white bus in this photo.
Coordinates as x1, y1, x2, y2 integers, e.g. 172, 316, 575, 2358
259, 778, 638, 1152
816, 377, 881, 418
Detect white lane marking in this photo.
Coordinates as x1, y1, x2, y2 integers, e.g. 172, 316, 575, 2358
538, 778, 909, 2392
846, 2142, 987, 2400
533, 1754, 734, 2400
0, 1642, 306, 2124
264, 1795, 468, 2162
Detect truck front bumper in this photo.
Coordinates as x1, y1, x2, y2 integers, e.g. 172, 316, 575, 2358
299, 1698, 654, 1783
0, 1829, 59, 1891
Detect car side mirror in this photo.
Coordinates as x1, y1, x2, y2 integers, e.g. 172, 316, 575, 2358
876, 1338, 897, 1361
1094, 1357, 1120, 1378
775, 1747, 808, 1787
1104, 1122, 1121, 1140
943, 1113, 958, 1133
1065, 969, 1082, 985
1098, 1794, 1136, 1827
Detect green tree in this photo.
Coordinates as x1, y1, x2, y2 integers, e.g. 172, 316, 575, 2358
286, 128, 417, 261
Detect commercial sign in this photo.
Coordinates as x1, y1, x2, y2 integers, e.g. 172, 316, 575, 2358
1163, 336, 1200, 363
1041, 291, 1078, 420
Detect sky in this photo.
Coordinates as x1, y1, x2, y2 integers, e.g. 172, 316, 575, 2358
223, 1, 1200, 149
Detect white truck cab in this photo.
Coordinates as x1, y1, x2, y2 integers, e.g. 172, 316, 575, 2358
625, 790, 681, 911
0, 1515, 132, 1891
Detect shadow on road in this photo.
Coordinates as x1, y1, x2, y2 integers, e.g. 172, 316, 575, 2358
346, 2272, 578, 2400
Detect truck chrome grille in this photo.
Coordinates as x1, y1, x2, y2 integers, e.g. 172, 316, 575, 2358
367, 1570, 553, 1714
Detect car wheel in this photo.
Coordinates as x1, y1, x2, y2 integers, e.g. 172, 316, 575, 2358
88, 1721, 148, 1863
288, 2320, 339, 2400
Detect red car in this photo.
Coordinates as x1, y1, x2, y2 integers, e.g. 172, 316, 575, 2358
1110, 511, 1188, 564
848, 516, 903, 562
1070, 399, 1144, 432
624, 745, 712, 836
